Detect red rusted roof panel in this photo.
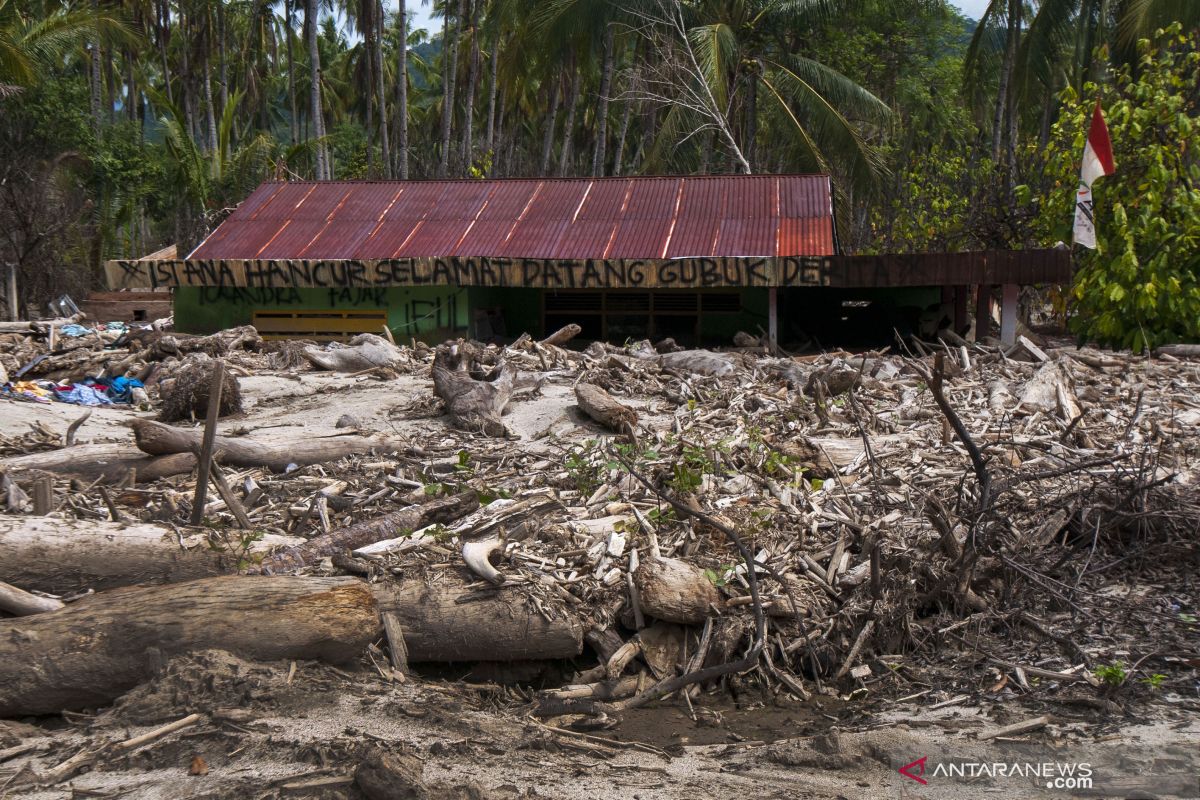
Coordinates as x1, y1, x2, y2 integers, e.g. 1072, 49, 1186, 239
255, 221, 330, 259
191, 176, 834, 260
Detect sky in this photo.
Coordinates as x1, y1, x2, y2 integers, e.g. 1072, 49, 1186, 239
396, 0, 990, 38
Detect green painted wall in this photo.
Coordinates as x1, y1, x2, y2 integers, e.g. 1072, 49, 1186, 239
174, 286, 468, 340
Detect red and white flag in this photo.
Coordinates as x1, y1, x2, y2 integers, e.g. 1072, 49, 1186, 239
1073, 103, 1116, 249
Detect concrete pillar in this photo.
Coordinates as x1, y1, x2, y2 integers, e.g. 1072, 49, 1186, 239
768, 287, 778, 353
1000, 283, 1019, 347
974, 285, 992, 342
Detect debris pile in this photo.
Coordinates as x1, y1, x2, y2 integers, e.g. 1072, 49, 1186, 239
0, 323, 1198, 793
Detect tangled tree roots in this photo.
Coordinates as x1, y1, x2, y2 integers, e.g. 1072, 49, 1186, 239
158, 357, 242, 422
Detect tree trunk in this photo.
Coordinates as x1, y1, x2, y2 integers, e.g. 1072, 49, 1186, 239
396, 3, 409, 179
217, 0, 228, 114
90, 0, 102, 139
306, 0, 330, 179
366, 25, 376, 176
993, 0, 1020, 166
0, 517, 302, 596
591, 24, 615, 177
286, 0, 298, 145
0, 444, 195, 485
203, 51, 218, 154
484, 30, 499, 158
0, 575, 584, 715
460, 0, 480, 172
252, 492, 479, 574
0, 576, 381, 716
743, 74, 757, 173
129, 419, 405, 472
612, 97, 633, 176
558, 66, 581, 177
431, 344, 514, 437
575, 383, 638, 433
438, 0, 465, 178
374, 0, 391, 177
377, 578, 583, 662
157, 0, 173, 106
539, 76, 562, 175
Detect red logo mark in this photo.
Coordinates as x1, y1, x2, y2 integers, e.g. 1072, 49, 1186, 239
899, 757, 928, 785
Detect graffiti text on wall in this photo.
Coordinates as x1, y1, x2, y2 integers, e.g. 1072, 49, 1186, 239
107, 256, 838, 290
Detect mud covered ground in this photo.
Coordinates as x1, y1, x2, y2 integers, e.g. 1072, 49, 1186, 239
2, 333, 1198, 799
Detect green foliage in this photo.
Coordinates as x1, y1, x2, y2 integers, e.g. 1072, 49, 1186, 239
1093, 661, 1128, 687
1138, 673, 1167, 690
1032, 26, 1200, 351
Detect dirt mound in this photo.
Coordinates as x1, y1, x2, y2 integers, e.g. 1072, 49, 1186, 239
109, 649, 291, 723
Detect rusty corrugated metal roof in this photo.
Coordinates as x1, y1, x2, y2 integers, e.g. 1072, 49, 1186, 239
189, 175, 835, 260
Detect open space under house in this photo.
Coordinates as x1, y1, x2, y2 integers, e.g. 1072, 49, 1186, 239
106, 175, 1071, 346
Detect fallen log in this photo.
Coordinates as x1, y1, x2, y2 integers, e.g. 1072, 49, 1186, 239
376, 578, 584, 663
253, 491, 480, 574
1154, 343, 1200, 360
432, 342, 514, 437
539, 324, 582, 348
131, 418, 402, 472
0, 576, 379, 716
633, 557, 724, 624
0, 517, 303, 595
0, 579, 63, 616
303, 333, 405, 372
0, 574, 584, 715
0, 444, 195, 484
657, 350, 737, 377
575, 383, 638, 434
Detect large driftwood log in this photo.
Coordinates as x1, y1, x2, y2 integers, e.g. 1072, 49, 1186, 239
539, 324, 582, 348
377, 578, 584, 662
131, 418, 402, 471
0, 576, 379, 716
431, 342, 514, 437
304, 334, 405, 372
1154, 344, 1200, 360
0, 444, 195, 484
0, 517, 303, 595
0, 575, 584, 715
0, 579, 63, 616
575, 384, 638, 434
253, 491, 479, 573
633, 557, 724, 624
657, 350, 737, 376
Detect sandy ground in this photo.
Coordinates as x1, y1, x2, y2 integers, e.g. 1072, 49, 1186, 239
4, 654, 1197, 800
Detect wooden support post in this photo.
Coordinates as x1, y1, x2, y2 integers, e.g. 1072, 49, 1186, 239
974, 285, 992, 342
954, 285, 968, 334
767, 287, 779, 353
1000, 283, 1019, 347
189, 360, 226, 526
5, 263, 17, 322
32, 477, 53, 516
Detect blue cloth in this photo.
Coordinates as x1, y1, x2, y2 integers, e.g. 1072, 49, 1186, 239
106, 376, 144, 403
55, 383, 113, 406
59, 324, 91, 337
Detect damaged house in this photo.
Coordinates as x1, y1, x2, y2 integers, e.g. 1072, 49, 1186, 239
105, 175, 1070, 346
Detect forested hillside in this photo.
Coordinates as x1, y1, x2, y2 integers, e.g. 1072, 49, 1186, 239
2, 0, 1197, 345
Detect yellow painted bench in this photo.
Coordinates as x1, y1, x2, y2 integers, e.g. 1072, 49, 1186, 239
251, 309, 387, 342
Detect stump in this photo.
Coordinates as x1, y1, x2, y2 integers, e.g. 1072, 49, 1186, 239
431, 341, 514, 437
575, 383, 638, 433
633, 557, 724, 624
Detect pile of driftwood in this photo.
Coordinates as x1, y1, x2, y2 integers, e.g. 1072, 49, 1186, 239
1, 324, 1198, 749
